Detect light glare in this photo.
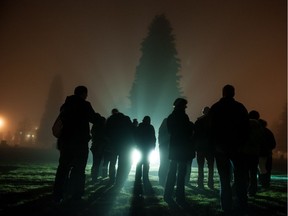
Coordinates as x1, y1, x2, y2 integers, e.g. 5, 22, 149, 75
131, 148, 142, 165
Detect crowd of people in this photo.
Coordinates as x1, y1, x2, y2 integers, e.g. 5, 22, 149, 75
52, 84, 276, 216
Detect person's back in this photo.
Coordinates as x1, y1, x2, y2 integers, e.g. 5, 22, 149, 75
91, 116, 106, 145
106, 110, 133, 152
242, 119, 265, 156
259, 119, 276, 157
61, 94, 101, 144
136, 119, 156, 152
210, 86, 249, 153
167, 104, 194, 161
194, 107, 212, 152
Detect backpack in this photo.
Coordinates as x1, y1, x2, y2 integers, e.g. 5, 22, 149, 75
52, 114, 63, 138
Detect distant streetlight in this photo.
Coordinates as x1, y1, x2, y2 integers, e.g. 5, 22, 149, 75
0, 117, 4, 128
0, 117, 5, 141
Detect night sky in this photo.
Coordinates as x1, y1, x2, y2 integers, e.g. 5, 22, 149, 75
0, 0, 286, 140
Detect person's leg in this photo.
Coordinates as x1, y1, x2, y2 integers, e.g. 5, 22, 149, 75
142, 151, 150, 184
91, 149, 102, 182
116, 149, 132, 187
108, 153, 117, 184
232, 154, 249, 211
101, 151, 110, 178
53, 148, 72, 201
215, 152, 233, 214
164, 160, 177, 201
158, 146, 169, 187
185, 159, 192, 185
197, 151, 205, 188
70, 146, 89, 199
258, 157, 268, 188
265, 155, 273, 187
248, 156, 259, 196
176, 161, 187, 202
206, 152, 215, 189
135, 161, 142, 182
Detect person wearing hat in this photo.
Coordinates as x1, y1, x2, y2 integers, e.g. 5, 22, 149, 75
164, 98, 194, 204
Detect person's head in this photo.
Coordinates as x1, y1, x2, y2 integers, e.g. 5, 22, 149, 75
142, 116, 151, 124
222, 84, 235, 98
248, 110, 260, 120
133, 118, 138, 126
202, 106, 210, 115
74, 86, 88, 100
111, 108, 119, 115
173, 98, 187, 110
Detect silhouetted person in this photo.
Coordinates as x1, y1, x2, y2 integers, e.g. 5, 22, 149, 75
135, 116, 156, 188
164, 98, 194, 204
210, 84, 250, 215
158, 118, 170, 187
240, 110, 265, 196
53, 85, 102, 202
194, 106, 215, 189
106, 108, 134, 188
258, 119, 276, 188
132, 118, 139, 128
90, 116, 107, 183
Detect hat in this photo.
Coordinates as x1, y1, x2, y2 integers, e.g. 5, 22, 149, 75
173, 98, 187, 107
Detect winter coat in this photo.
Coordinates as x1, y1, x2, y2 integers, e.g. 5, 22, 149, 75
106, 112, 133, 153
259, 127, 276, 157
90, 116, 107, 153
194, 114, 213, 153
135, 122, 156, 152
167, 109, 195, 161
60, 95, 102, 145
209, 97, 249, 154
238, 119, 265, 156
158, 118, 170, 149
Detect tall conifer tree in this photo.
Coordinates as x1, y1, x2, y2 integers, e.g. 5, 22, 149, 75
129, 14, 182, 128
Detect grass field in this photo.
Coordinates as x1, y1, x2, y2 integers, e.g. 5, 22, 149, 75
0, 161, 287, 216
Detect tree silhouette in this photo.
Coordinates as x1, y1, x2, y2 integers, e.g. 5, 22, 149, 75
129, 14, 183, 128
37, 74, 64, 148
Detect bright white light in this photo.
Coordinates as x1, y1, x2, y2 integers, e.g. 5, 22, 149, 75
130, 147, 161, 171
149, 148, 160, 169
131, 148, 142, 165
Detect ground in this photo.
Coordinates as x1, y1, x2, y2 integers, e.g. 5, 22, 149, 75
0, 161, 287, 216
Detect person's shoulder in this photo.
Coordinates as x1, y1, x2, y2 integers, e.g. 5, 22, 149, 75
210, 99, 221, 108
234, 100, 247, 111
64, 95, 75, 103
234, 99, 244, 106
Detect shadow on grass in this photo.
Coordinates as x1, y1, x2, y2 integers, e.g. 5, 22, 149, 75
0, 164, 287, 216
